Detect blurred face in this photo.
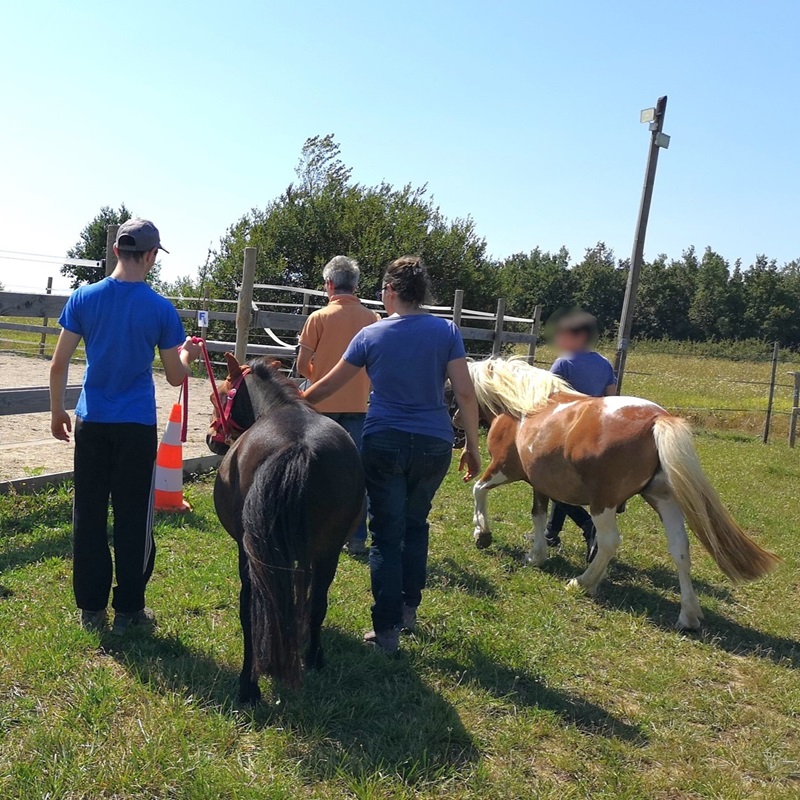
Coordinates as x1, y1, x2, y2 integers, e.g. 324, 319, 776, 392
555, 328, 590, 353
381, 281, 398, 314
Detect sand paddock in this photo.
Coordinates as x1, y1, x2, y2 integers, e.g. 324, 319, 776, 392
0, 354, 215, 481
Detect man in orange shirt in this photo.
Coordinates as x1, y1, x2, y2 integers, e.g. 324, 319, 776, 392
298, 256, 379, 553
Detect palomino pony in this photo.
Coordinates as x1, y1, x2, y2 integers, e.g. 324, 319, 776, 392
207, 354, 365, 702
462, 358, 778, 630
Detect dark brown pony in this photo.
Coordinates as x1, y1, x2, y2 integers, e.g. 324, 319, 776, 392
207, 354, 365, 702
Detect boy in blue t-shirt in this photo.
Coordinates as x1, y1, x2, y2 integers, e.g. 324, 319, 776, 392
547, 311, 617, 562
49, 219, 201, 634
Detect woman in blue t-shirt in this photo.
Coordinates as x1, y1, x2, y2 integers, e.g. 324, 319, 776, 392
304, 257, 481, 653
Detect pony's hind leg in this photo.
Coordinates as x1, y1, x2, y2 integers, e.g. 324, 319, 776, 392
237, 545, 262, 705
568, 507, 620, 595
525, 492, 550, 566
642, 482, 704, 631
305, 554, 339, 671
472, 468, 511, 549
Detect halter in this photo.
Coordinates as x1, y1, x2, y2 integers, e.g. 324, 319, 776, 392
208, 364, 251, 446
182, 337, 252, 447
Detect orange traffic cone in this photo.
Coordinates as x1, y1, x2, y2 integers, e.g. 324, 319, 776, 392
154, 403, 192, 513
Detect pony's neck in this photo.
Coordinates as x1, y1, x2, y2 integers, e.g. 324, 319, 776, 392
245, 370, 306, 421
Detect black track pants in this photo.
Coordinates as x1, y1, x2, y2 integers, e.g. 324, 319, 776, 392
72, 419, 157, 613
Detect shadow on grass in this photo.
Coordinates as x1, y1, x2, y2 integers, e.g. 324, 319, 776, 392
597, 582, 800, 669
430, 646, 647, 744
0, 529, 72, 574
107, 626, 478, 786
488, 538, 795, 670
427, 556, 498, 598
0, 492, 73, 574
609, 560, 734, 602
153, 509, 223, 535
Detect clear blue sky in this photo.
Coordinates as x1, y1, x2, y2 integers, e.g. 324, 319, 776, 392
1, 0, 797, 293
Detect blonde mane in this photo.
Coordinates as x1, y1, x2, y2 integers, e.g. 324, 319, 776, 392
467, 357, 584, 418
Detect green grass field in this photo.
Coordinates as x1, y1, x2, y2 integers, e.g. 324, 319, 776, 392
538, 343, 800, 440
1, 429, 799, 799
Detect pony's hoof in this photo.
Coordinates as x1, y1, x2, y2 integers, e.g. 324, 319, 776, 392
238, 687, 262, 706
525, 549, 547, 567
474, 531, 492, 550
675, 614, 703, 632
569, 577, 600, 596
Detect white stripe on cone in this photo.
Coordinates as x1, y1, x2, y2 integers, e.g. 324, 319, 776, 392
161, 419, 182, 446
155, 465, 183, 493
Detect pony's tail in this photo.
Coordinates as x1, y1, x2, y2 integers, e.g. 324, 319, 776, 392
242, 445, 313, 689
652, 416, 779, 582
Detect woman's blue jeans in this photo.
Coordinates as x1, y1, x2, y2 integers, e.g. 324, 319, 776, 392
362, 429, 452, 633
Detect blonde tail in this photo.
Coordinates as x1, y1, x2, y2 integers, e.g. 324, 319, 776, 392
652, 416, 779, 582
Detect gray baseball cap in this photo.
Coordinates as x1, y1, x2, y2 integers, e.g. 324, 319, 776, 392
116, 218, 169, 253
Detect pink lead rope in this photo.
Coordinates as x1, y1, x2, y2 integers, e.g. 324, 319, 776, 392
178, 337, 230, 445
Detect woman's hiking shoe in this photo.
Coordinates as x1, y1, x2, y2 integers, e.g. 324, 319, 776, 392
112, 607, 157, 636
364, 628, 400, 654
80, 609, 108, 632
401, 605, 417, 633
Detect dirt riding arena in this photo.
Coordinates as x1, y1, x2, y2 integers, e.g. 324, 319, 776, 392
0, 354, 214, 481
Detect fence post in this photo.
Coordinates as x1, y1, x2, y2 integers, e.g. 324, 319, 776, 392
105, 225, 119, 277
527, 304, 542, 362
491, 297, 506, 357
200, 285, 210, 340
235, 247, 257, 363
38, 276, 53, 357
788, 372, 800, 448
762, 341, 780, 444
452, 289, 464, 328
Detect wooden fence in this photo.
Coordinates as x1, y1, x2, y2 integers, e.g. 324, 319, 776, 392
0, 246, 543, 365
0, 247, 545, 492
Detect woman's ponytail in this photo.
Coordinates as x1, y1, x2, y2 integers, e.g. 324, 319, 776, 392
384, 256, 430, 305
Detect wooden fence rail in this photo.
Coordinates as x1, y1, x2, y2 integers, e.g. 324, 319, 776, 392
0, 385, 82, 415
0, 261, 543, 364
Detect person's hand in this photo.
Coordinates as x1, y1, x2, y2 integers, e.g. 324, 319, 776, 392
51, 409, 72, 442
458, 447, 481, 482
181, 337, 203, 363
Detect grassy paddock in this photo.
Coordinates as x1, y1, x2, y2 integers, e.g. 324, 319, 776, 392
1, 432, 799, 799
527, 343, 800, 440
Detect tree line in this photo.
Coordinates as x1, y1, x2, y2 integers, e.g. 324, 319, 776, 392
64, 135, 800, 347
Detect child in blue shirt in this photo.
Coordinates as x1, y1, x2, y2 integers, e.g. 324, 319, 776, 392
49, 219, 201, 634
547, 311, 616, 562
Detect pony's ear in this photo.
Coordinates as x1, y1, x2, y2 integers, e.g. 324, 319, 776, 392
224, 352, 243, 380
268, 360, 282, 371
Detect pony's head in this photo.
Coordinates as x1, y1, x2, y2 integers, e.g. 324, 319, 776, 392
467, 357, 581, 420
206, 354, 302, 455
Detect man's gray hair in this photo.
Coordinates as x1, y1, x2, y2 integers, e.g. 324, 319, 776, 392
323, 255, 360, 293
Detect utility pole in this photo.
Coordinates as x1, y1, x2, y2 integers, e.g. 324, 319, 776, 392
614, 95, 670, 393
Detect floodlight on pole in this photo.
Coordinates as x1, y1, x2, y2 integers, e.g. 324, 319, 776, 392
614, 95, 670, 393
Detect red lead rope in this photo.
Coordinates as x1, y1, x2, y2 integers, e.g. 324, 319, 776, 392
179, 337, 229, 444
